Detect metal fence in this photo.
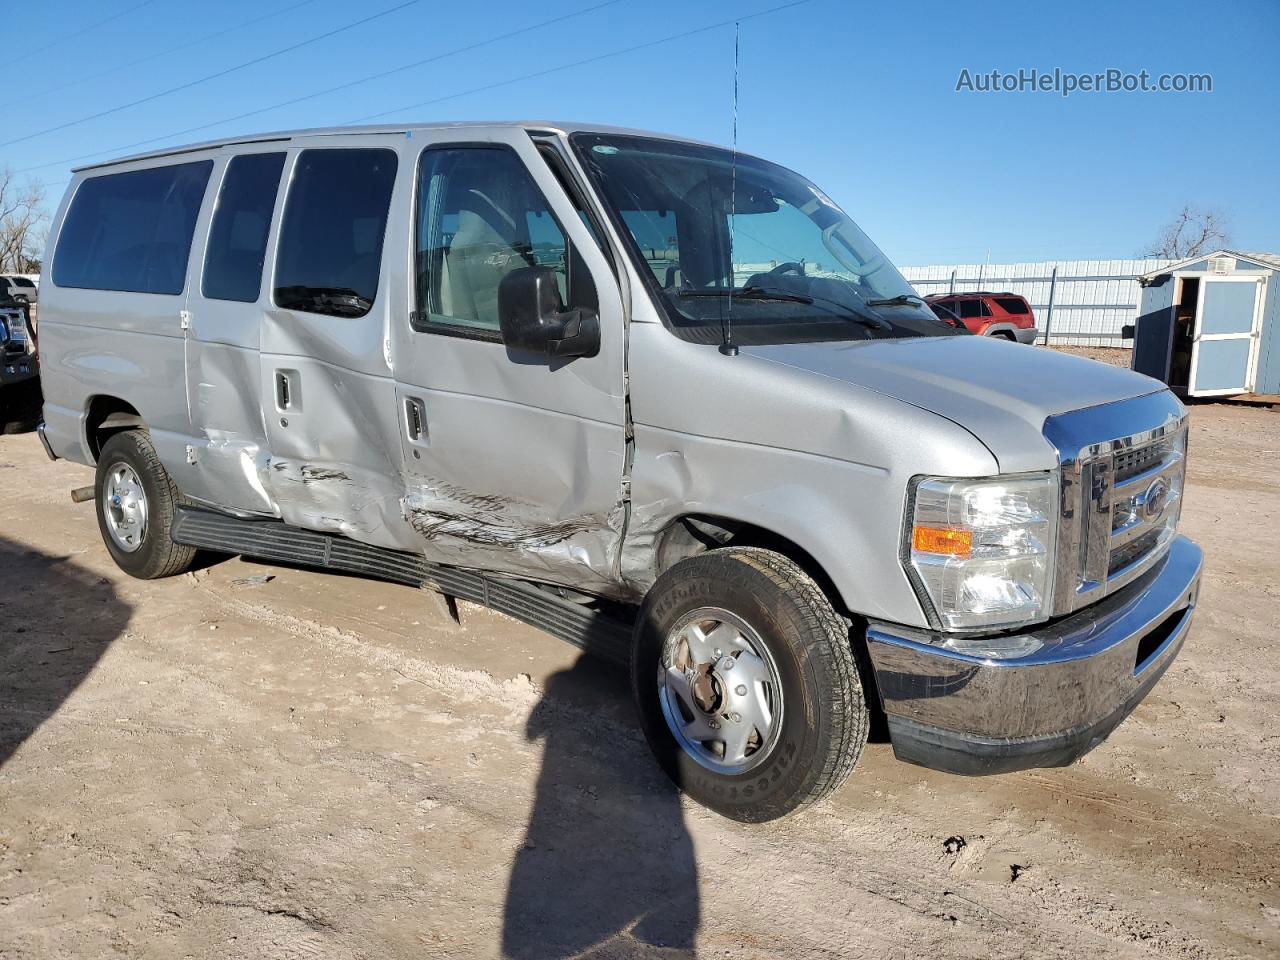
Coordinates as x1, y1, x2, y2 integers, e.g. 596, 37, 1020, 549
900, 259, 1174, 347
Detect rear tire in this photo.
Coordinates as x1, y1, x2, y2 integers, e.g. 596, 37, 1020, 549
1, 379, 42, 434
631, 547, 867, 822
94, 430, 197, 579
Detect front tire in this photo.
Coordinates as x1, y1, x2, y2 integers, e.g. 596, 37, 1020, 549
632, 547, 867, 822
95, 430, 197, 579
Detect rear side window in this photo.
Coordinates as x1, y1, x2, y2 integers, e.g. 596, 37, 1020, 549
994, 296, 1029, 315
202, 152, 286, 303
274, 148, 397, 319
952, 299, 988, 321
53, 160, 213, 295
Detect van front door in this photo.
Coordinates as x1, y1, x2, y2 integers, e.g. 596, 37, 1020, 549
389, 130, 628, 596
1188, 274, 1263, 396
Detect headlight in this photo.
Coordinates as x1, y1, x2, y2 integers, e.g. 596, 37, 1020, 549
905, 472, 1058, 631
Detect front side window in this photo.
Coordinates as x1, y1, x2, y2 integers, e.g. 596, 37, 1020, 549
274, 148, 397, 319
573, 133, 960, 345
53, 160, 213, 295
414, 145, 574, 337
202, 152, 286, 303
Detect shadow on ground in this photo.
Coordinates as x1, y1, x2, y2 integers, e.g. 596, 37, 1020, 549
0, 536, 131, 767
503, 654, 700, 959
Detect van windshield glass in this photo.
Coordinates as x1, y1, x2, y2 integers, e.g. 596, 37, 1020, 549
572, 133, 960, 346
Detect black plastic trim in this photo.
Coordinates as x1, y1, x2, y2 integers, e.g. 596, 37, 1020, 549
171, 507, 631, 664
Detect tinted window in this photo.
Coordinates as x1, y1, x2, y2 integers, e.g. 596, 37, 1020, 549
274, 149, 397, 319
202, 152, 285, 303
414, 146, 579, 336
994, 296, 1029, 315
53, 160, 212, 295
12, 277, 34, 287
954, 298, 984, 319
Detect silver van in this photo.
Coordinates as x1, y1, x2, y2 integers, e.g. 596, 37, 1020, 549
36, 122, 1201, 821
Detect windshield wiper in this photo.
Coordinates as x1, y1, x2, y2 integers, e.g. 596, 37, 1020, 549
276, 285, 373, 317
676, 285, 814, 305
864, 294, 925, 307
676, 285, 893, 330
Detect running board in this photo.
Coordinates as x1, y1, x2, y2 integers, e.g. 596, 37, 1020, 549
171, 506, 632, 665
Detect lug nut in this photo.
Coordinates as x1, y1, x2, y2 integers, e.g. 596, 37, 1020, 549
731, 713, 741, 723
735, 684, 747, 696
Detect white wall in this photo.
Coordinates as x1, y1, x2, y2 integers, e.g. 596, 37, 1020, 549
900, 259, 1174, 346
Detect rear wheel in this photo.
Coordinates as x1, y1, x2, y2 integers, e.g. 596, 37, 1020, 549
632, 547, 867, 822
94, 430, 196, 579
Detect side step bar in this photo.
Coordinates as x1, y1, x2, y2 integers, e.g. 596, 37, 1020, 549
171, 506, 632, 665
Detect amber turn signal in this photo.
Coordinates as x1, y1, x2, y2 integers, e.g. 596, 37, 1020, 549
912, 526, 973, 556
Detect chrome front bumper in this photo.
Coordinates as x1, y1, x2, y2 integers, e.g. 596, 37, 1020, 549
866, 534, 1202, 775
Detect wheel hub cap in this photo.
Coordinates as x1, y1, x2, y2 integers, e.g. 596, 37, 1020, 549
658, 607, 783, 775
102, 462, 148, 553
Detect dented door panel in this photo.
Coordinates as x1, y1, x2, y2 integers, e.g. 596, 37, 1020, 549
258, 139, 421, 550
388, 127, 629, 594
181, 151, 276, 514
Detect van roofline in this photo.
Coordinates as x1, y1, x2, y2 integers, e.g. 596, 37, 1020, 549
69, 121, 736, 174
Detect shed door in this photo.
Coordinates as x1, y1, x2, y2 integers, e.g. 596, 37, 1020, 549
1188, 276, 1263, 396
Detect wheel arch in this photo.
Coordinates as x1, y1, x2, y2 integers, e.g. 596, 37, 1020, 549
655, 514, 853, 620
84, 395, 146, 462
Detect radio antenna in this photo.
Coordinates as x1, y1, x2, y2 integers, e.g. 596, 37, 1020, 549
719, 19, 741, 357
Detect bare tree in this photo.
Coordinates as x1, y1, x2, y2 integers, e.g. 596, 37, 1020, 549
0, 168, 49, 274
1141, 205, 1232, 260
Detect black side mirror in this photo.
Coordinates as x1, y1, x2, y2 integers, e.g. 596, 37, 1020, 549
1121, 323, 1135, 340
498, 266, 600, 359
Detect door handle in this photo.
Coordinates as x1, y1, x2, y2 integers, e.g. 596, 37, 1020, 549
404, 397, 426, 442
276, 371, 292, 410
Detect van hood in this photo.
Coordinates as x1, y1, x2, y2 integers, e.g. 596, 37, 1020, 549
742, 335, 1166, 472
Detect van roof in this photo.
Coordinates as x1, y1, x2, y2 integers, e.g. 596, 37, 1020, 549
71, 121, 729, 173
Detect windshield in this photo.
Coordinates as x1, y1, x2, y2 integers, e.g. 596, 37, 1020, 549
572, 133, 961, 346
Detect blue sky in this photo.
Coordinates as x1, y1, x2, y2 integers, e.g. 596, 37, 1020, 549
6, 0, 1278, 265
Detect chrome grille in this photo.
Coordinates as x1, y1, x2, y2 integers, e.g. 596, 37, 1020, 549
1113, 436, 1171, 484
1044, 393, 1187, 617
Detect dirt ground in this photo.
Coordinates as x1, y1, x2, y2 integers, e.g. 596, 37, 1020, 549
1, 400, 1278, 960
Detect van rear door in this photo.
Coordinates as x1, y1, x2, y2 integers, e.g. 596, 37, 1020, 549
182, 149, 287, 514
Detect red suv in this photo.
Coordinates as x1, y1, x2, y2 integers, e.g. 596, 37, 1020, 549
925, 292, 1038, 343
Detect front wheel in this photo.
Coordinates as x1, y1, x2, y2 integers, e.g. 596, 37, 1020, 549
631, 547, 868, 822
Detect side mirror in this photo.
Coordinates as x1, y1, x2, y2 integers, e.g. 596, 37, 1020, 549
498, 266, 600, 359
1121, 323, 1135, 340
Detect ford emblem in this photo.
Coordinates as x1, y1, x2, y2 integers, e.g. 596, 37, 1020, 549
1143, 478, 1169, 520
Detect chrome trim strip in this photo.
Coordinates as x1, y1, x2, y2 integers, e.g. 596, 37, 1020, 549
1112, 450, 1183, 494
37, 421, 57, 461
